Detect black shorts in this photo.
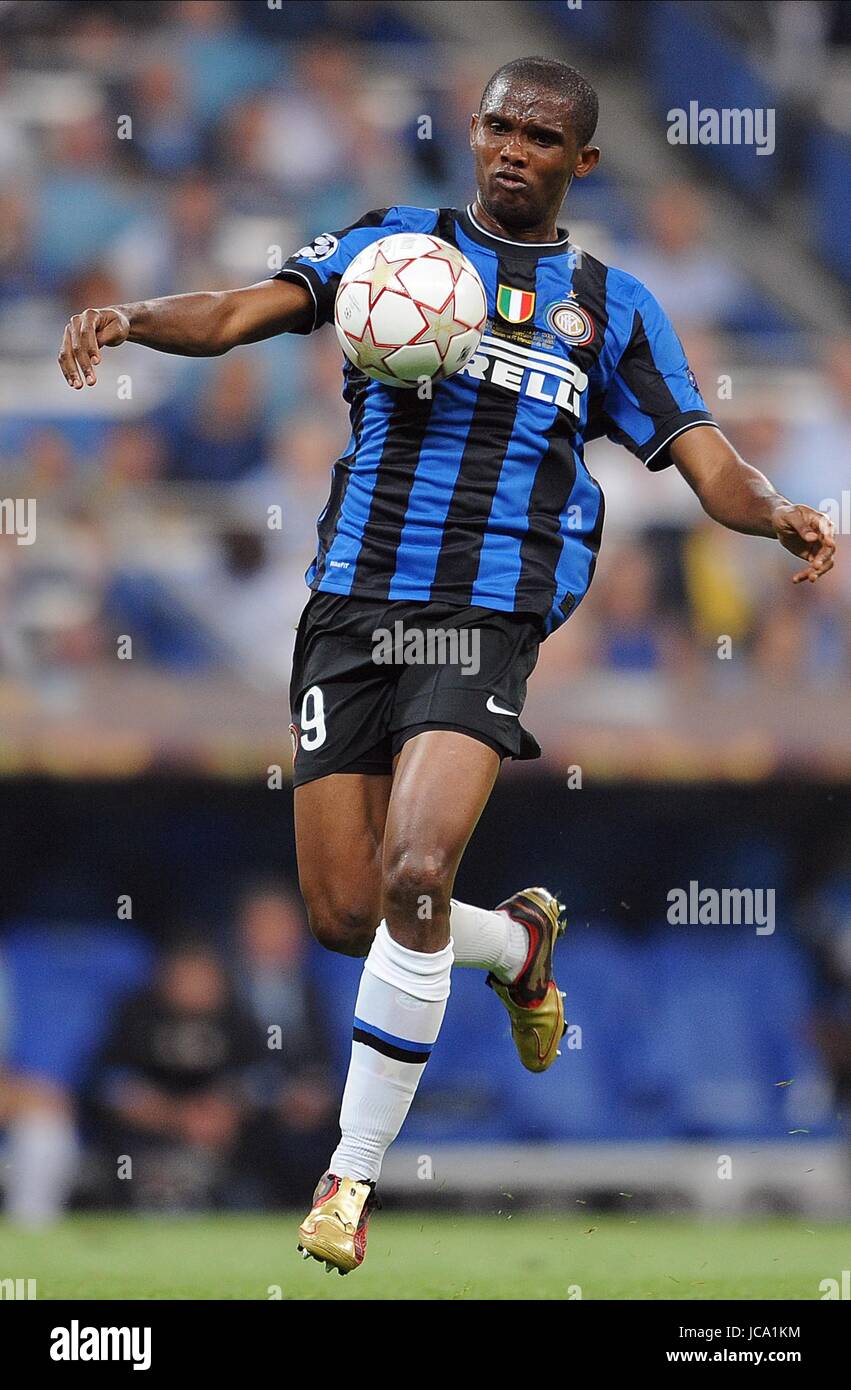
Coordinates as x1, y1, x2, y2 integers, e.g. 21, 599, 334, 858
288, 591, 543, 787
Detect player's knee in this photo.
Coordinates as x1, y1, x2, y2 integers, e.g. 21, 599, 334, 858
305, 901, 376, 957
382, 850, 452, 922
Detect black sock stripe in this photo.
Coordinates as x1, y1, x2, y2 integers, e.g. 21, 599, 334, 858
352, 1026, 431, 1064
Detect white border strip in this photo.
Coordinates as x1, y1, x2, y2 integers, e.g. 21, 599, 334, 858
466, 203, 569, 249
644, 418, 720, 466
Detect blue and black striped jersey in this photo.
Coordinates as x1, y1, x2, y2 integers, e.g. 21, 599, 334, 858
274, 204, 716, 636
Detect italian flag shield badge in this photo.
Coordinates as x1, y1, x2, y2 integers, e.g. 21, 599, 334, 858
496, 284, 536, 323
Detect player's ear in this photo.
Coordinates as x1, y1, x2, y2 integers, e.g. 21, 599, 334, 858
573, 145, 600, 180
469, 112, 479, 146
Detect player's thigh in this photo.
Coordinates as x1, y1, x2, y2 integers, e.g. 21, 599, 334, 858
294, 770, 392, 956
381, 730, 500, 944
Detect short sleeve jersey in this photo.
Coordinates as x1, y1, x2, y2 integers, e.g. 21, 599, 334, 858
274, 203, 716, 635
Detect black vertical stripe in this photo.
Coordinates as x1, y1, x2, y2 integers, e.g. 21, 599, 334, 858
566, 254, 611, 382
564, 254, 610, 597
513, 412, 577, 613
514, 254, 610, 616
430, 250, 536, 599
614, 309, 682, 419
348, 386, 436, 595
433, 207, 461, 246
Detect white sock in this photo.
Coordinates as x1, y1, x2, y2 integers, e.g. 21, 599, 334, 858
449, 899, 529, 983
329, 920, 453, 1184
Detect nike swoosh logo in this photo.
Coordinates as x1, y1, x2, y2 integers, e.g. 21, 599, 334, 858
486, 696, 518, 717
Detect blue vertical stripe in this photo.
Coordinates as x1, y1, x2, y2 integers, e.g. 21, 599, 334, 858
321, 382, 397, 591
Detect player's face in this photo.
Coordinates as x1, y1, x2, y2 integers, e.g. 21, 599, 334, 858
470, 81, 598, 233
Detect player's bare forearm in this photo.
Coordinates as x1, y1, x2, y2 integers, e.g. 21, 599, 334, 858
672, 426, 786, 536
671, 425, 836, 583
119, 291, 240, 357
57, 278, 313, 387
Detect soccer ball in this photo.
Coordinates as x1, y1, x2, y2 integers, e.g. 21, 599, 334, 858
334, 232, 487, 388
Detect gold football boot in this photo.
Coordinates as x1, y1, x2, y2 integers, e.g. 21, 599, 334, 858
297, 1172, 378, 1274
487, 886, 567, 1073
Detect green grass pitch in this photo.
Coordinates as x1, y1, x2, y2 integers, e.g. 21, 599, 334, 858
2, 1213, 848, 1299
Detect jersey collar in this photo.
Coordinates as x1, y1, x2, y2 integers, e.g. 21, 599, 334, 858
459, 202, 570, 258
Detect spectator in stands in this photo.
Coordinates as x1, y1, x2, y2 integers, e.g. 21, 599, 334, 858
239, 409, 349, 547
99, 423, 167, 491
771, 336, 851, 520
87, 941, 266, 1211
591, 541, 675, 672
161, 354, 271, 482
801, 834, 851, 1131
0, 186, 37, 305
127, 60, 205, 177
625, 181, 749, 332
170, 523, 297, 683
231, 883, 337, 1206
106, 174, 224, 300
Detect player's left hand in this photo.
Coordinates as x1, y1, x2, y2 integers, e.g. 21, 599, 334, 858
771, 503, 836, 583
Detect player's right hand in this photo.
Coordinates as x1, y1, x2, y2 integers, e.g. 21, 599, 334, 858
58, 306, 130, 388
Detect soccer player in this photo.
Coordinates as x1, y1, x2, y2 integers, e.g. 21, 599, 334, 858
58, 57, 835, 1275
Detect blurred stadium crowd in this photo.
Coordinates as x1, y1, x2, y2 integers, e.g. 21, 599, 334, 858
0, 0, 849, 703
1, 0, 851, 1220
0, 883, 339, 1220
2, 802, 851, 1221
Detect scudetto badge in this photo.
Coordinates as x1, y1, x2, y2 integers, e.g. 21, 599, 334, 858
289, 723, 300, 758
546, 300, 595, 346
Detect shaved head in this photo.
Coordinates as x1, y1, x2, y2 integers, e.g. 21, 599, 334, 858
480, 57, 599, 147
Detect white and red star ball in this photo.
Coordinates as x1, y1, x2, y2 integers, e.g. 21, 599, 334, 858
334, 233, 487, 388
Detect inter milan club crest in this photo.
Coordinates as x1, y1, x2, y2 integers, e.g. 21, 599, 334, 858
497, 284, 536, 323
546, 299, 596, 346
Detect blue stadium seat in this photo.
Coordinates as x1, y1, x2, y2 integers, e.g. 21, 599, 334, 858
495, 927, 657, 1140
638, 929, 836, 1138
3, 923, 154, 1089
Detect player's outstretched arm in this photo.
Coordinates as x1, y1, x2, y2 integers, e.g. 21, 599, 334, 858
671, 425, 836, 584
57, 278, 313, 389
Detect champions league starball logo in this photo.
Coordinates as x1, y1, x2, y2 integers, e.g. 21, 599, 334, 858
296, 233, 339, 262
545, 299, 595, 346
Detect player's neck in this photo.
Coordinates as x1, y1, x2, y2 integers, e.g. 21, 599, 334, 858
471, 198, 560, 244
